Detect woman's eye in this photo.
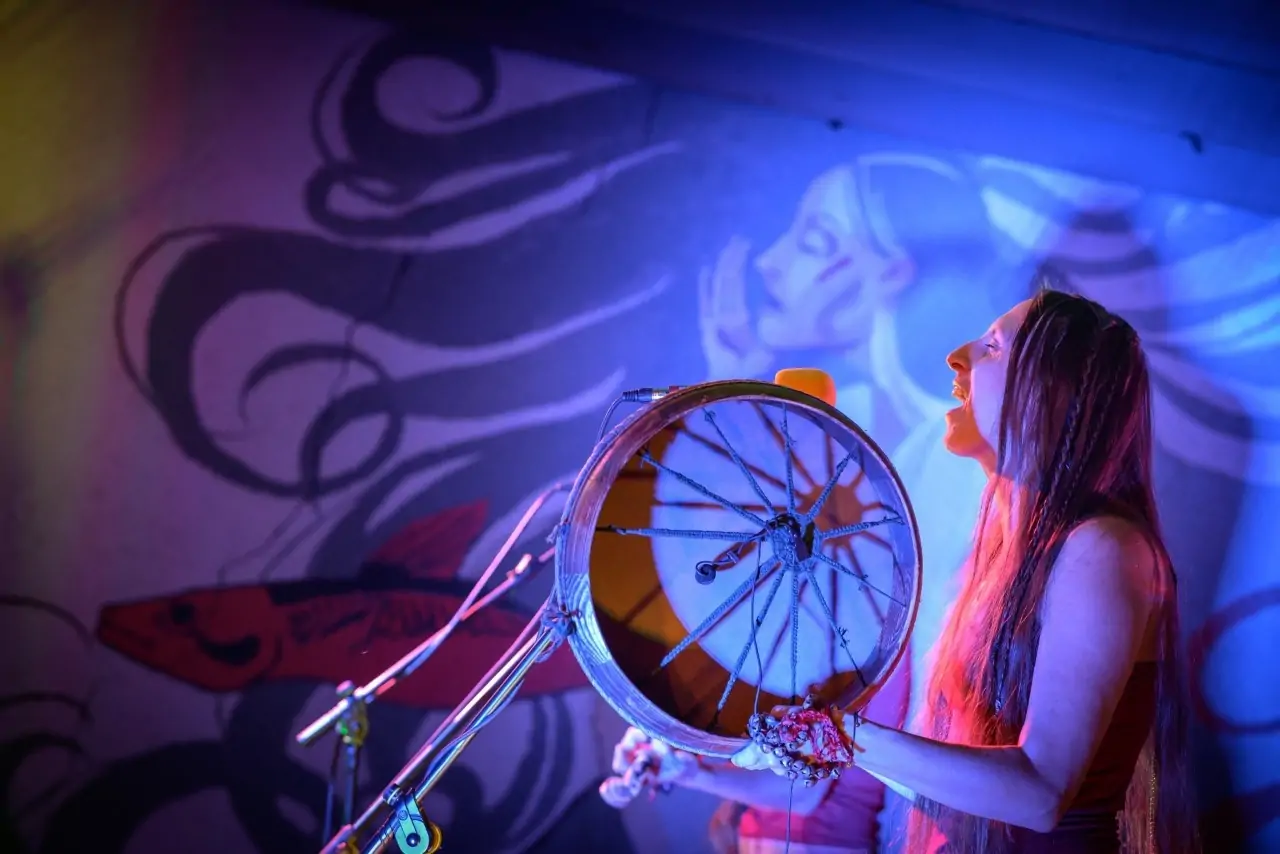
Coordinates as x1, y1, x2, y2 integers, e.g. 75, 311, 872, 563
797, 218, 838, 257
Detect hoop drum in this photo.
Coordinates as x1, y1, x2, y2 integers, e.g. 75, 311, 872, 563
554, 381, 922, 757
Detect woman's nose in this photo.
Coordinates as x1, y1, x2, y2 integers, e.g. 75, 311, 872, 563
756, 261, 780, 291
947, 344, 969, 373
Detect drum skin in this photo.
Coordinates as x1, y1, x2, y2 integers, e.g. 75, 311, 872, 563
553, 380, 922, 758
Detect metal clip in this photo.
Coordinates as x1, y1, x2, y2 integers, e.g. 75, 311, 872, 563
388, 790, 441, 854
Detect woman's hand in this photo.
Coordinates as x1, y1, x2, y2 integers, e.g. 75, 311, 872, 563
729, 739, 790, 775
599, 727, 700, 808
730, 700, 861, 783
698, 237, 773, 380
730, 704, 810, 776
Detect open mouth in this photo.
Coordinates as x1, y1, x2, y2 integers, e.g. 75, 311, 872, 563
951, 383, 969, 405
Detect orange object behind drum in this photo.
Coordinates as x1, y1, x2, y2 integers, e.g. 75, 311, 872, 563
773, 368, 837, 407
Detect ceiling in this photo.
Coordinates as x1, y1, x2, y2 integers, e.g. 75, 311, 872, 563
318, 0, 1280, 214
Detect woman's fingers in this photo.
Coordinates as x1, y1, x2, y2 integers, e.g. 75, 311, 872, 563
598, 775, 636, 809
621, 726, 649, 749
612, 726, 653, 774
611, 741, 635, 775
733, 749, 790, 777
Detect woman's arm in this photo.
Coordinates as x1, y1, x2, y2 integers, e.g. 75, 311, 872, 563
684, 660, 912, 814
736, 516, 1159, 832
850, 720, 1059, 828
680, 759, 834, 815
860, 768, 916, 802
855, 517, 1158, 830
605, 727, 833, 815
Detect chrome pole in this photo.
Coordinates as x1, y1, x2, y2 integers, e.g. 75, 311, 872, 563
318, 599, 572, 854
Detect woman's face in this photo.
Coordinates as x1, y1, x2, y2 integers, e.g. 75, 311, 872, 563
753, 167, 910, 351
943, 299, 1033, 472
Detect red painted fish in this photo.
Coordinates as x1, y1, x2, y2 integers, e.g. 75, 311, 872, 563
96, 502, 591, 708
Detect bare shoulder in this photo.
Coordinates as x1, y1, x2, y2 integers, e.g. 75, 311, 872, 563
1050, 515, 1163, 606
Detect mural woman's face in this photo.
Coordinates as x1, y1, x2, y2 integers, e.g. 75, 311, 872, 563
753, 167, 911, 352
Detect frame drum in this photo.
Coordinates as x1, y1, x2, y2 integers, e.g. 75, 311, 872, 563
554, 380, 922, 757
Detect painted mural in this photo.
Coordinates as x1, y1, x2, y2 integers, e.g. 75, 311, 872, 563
2, 2, 1279, 853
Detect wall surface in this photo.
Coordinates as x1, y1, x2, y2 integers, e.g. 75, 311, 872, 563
319, 0, 1280, 217
2, 1, 1279, 852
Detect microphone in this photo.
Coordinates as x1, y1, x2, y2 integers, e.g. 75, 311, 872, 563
506, 544, 556, 584
621, 386, 685, 403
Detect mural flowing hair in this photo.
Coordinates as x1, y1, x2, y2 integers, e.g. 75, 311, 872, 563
905, 285, 1200, 853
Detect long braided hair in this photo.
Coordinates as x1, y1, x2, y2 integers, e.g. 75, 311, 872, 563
906, 288, 1199, 853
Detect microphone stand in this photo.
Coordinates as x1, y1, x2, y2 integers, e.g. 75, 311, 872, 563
296, 485, 568, 845
310, 385, 689, 854
309, 546, 555, 841
319, 595, 574, 854
321, 679, 367, 843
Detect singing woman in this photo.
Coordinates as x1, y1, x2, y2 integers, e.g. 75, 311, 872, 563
733, 287, 1199, 854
